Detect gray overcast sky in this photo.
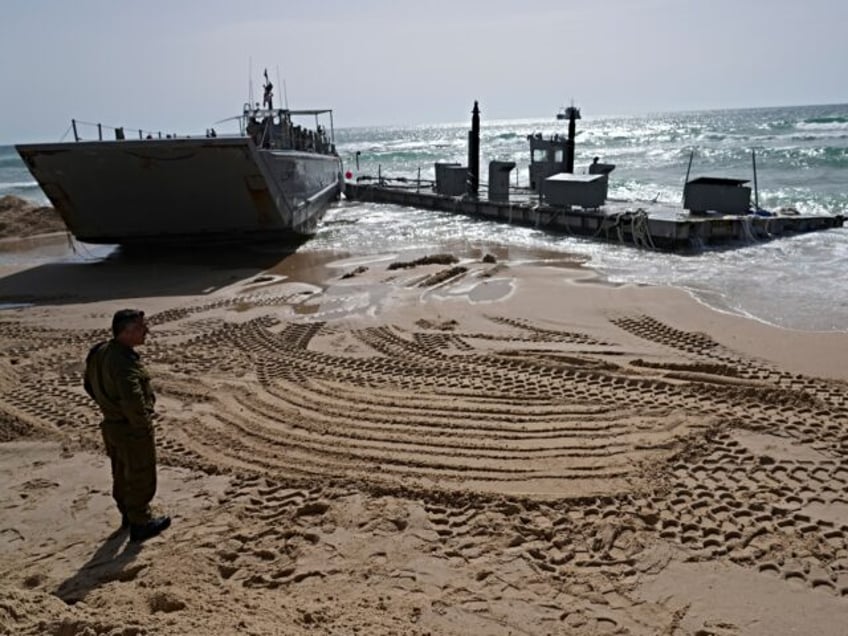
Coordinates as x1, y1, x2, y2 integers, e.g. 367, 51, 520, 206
1, 0, 846, 144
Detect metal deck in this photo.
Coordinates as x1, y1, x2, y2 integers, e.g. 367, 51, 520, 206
344, 182, 844, 252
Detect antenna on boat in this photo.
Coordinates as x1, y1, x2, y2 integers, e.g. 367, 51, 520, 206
248, 57, 254, 107
682, 149, 695, 204
752, 148, 760, 212
276, 66, 288, 110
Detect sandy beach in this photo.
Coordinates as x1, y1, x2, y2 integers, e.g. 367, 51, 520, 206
1, 221, 847, 634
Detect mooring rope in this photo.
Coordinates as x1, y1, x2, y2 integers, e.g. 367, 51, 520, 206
630, 209, 655, 249
740, 215, 757, 243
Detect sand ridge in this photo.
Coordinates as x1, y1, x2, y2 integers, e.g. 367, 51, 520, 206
1, 246, 847, 634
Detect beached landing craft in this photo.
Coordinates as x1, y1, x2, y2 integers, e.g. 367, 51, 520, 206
15, 74, 343, 245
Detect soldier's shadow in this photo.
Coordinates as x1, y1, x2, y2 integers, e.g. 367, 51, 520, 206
54, 528, 143, 604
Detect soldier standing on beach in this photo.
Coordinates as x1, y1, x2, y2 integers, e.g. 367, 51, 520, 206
84, 309, 171, 542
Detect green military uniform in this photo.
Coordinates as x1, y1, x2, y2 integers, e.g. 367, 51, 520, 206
84, 340, 157, 525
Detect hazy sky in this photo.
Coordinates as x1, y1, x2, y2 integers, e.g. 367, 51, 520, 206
2, 0, 846, 143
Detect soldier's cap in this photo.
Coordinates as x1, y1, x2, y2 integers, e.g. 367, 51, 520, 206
112, 309, 145, 337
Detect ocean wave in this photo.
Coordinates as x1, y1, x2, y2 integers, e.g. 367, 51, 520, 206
786, 131, 848, 142
803, 115, 848, 125
0, 180, 39, 190
761, 119, 794, 131
797, 119, 848, 131
763, 145, 848, 169
489, 132, 521, 141
0, 155, 24, 169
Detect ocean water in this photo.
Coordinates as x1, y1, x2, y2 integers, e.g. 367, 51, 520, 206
2, 103, 847, 331
0, 144, 46, 204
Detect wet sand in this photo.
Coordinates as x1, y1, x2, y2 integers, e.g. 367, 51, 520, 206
1, 233, 847, 635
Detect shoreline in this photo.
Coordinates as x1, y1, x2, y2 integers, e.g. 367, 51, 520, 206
2, 230, 847, 368
3, 186, 848, 334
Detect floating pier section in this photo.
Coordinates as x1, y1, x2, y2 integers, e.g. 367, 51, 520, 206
345, 102, 844, 252
344, 183, 843, 251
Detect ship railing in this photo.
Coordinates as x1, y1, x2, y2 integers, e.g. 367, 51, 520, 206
64, 119, 191, 142
61, 108, 336, 153
243, 107, 336, 156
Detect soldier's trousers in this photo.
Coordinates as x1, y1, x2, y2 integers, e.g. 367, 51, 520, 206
100, 419, 157, 525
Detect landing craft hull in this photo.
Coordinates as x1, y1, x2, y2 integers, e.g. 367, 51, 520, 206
15, 137, 342, 245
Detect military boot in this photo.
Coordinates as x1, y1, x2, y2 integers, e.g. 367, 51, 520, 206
129, 516, 171, 542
